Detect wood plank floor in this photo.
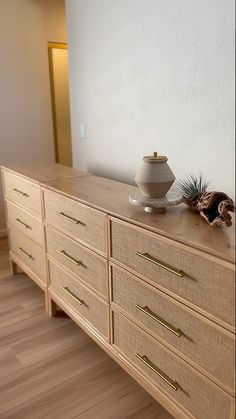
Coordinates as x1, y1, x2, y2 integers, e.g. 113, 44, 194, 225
0, 237, 173, 419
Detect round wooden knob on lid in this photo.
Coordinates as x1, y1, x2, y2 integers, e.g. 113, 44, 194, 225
143, 152, 167, 163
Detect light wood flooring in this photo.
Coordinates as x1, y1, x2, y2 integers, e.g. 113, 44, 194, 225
0, 237, 173, 419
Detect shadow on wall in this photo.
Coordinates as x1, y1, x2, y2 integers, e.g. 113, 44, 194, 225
86, 161, 180, 194
87, 162, 136, 186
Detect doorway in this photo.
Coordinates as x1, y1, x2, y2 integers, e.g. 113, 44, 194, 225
48, 42, 72, 167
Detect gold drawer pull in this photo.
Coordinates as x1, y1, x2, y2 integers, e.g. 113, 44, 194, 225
13, 188, 29, 197
16, 218, 32, 230
18, 247, 34, 260
62, 286, 84, 305
136, 252, 184, 277
57, 249, 87, 268
136, 304, 182, 337
56, 211, 86, 226
135, 353, 179, 391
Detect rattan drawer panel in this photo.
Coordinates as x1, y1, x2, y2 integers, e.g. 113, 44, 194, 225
9, 228, 46, 282
49, 261, 109, 339
3, 171, 42, 216
46, 227, 108, 299
111, 265, 235, 392
110, 219, 235, 329
6, 200, 44, 247
43, 188, 107, 255
112, 311, 233, 419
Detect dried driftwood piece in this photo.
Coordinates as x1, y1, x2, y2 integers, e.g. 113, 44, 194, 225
196, 191, 235, 227
179, 175, 235, 227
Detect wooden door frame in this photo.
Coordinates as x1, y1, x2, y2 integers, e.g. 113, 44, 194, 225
48, 42, 68, 163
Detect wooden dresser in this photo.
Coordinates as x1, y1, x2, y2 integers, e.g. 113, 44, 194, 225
1, 163, 235, 419
1, 162, 90, 309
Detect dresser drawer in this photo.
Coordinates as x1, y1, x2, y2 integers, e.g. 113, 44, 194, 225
112, 311, 233, 419
43, 188, 107, 255
110, 219, 235, 329
9, 228, 47, 282
49, 261, 109, 339
46, 227, 108, 299
3, 171, 42, 216
6, 200, 45, 247
111, 265, 235, 392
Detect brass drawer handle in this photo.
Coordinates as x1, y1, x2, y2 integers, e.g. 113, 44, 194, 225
57, 249, 87, 268
136, 304, 182, 337
56, 211, 86, 226
18, 247, 34, 260
135, 353, 179, 391
136, 252, 184, 277
13, 188, 29, 197
61, 286, 84, 305
16, 218, 32, 230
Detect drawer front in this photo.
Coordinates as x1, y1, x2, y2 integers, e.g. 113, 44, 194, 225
6, 200, 45, 247
111, 219, 235, 329
9, 228, 47, 281
111, 265, 235, 391
49, 261, 109, 339
46, 227, 108, 299
43, 188, 107, 255
112, 311, 233, 419
3, 171, 42, 216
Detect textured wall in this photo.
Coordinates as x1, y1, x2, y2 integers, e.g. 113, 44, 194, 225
66, 0, 235, 198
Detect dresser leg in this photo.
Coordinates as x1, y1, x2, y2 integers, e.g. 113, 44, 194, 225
47, 296, 58, 317
10, 259, 17, 274
10, 259, 23, 275
44, 291, 49, 313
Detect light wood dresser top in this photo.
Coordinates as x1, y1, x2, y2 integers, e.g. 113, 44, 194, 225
43, 174, 235, 264
2, 161, 90, 183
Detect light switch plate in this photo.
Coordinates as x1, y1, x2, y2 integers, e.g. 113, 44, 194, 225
80, 123, 87, 139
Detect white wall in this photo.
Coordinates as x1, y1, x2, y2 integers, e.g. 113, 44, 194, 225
0, 0, 67, 233
66, 0, 235, 198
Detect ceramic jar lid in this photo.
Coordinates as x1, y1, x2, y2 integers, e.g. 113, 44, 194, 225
143, 152, 167, 163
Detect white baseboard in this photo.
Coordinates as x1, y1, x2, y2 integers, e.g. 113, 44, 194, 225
0, 229, 7, 238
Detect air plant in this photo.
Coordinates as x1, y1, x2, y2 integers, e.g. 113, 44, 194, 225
178, 174, 209, 209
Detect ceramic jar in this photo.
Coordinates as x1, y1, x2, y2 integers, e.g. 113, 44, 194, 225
135, 152, 175, 198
